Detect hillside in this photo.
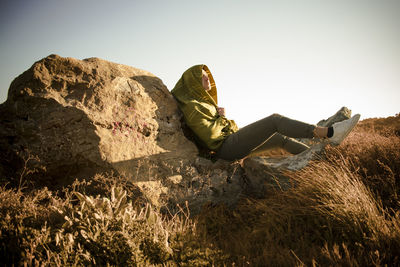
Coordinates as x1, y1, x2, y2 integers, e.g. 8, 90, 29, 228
0, 55, 399, 266
357, 114, 400, 136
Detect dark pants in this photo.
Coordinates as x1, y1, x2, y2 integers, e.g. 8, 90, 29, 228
217, 113, 315, 161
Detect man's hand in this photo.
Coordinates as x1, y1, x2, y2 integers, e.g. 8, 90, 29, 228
217, 107, 225, 116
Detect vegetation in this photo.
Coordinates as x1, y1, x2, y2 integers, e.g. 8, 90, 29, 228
1, 114, 399, 266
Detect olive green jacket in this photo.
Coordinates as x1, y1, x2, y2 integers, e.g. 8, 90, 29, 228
171, 65, 238, 151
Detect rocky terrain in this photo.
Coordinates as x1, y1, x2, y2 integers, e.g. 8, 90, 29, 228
0, 55, 245, 212
0, 55, 351, 212
1, 55, 399, 266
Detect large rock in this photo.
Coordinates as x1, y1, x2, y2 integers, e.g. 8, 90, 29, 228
243, 143, 326, 194
0, 54, 244, 211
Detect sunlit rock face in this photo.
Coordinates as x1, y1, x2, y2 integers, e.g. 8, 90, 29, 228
0, 56, 193, 191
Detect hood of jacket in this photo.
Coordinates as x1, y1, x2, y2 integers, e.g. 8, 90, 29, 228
171, 64, 218, 107
171, 65, 238, 151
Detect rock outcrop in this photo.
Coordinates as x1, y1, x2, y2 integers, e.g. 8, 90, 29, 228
243, 143, 326, 193
0, 55, 244, 211
0, 54, 351, 213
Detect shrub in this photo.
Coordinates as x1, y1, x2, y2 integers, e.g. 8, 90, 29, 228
0, 186, 57, 265
0, 182, 226, 266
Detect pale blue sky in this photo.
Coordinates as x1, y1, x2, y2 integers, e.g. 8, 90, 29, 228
1, 0, 399, 127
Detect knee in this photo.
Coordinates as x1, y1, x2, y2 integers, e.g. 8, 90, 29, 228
271, 113, 283, 118
270, 113, 284, 121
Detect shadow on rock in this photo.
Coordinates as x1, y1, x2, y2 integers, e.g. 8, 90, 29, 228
0, 97, 115, 189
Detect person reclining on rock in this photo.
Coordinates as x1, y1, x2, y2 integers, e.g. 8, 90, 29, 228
171, 65, 360, 161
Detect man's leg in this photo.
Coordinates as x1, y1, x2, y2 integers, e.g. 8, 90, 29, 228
217, 113, 315, 161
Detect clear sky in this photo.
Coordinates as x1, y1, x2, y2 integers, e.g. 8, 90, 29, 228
1, 0, 399, 127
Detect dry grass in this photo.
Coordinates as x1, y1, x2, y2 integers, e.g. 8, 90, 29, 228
1, 115, 399, 266
0, 177, 227, 266
196, 115, 400, 266
325, 118, 400, 212
196, 161, 400, 265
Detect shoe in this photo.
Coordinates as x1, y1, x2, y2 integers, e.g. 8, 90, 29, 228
330, 114, 360, 145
